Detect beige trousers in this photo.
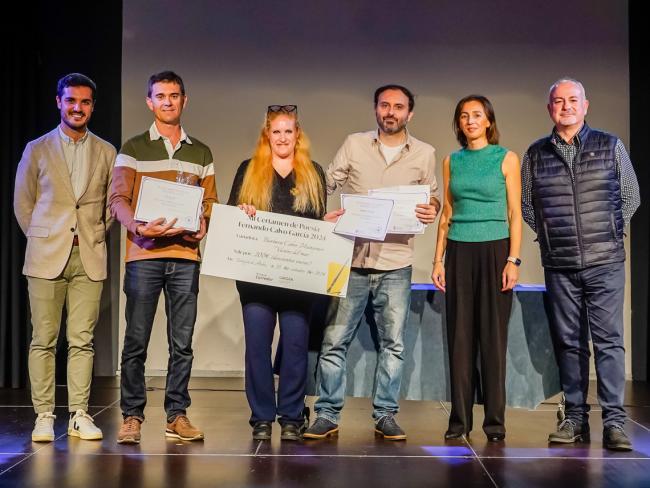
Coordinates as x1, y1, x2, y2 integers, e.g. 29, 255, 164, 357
27, 246, 103, 413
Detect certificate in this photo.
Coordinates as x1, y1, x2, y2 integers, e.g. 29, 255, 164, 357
373, 184, 431, 195
334, 194, 394, 241
368, 189, 429, 234
201, 204, 355, 297
134, 176, 204, 231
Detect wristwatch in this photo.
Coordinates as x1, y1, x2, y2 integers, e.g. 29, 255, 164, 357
506, 256, 521, 266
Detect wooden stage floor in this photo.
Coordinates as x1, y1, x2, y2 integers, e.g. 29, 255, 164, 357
1, 377, 650, 487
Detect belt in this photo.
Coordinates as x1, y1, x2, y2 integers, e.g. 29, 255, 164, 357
72, 235, 79, 246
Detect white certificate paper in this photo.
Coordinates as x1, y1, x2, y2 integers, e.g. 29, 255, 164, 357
134, 177, 204, 231
334, 194, 394, 241
201, 204, 355, 297
374, 184, 431, 195
368, 189, 429, 234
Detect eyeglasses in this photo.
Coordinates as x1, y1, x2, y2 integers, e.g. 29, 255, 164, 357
267, 104, 297, 114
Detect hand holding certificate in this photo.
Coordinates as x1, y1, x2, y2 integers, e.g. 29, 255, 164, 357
333, 186, 433, 240
134, 176, 205, 232
334, 194, 394, 241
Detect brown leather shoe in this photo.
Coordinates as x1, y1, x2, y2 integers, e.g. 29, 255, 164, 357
165, 415, 204, 441
117, 416, 142, 444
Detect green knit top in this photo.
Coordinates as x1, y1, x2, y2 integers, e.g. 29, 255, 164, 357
447, 144, 509, 242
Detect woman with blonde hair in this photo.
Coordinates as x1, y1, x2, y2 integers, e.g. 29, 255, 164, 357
432, 95, 522, 442
228, 105, 340, 441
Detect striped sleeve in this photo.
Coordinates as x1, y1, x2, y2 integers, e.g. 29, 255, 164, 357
109, 141, 140, 234
199, 148, 218, 220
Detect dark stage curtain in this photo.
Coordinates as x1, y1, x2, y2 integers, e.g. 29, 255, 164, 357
630, 1, 650, 381
0, 1, 122, 388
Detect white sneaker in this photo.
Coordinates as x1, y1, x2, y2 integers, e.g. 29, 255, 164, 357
68, 410, 103, 440
32, 412, 56, 442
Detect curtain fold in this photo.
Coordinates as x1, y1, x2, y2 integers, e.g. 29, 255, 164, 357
1, 1, 122, 387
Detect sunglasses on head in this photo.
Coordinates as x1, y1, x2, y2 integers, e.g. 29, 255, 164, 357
267, 104, 298, 114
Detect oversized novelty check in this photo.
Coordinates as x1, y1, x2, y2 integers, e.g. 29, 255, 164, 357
201, 204, 355, 296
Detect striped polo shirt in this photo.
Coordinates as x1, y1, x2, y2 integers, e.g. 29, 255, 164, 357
109, 123, 218, 262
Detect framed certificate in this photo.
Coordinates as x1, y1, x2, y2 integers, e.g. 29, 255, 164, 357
134, 176, 204, 231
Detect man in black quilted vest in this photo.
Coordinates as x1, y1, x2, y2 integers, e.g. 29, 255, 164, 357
522, 78, 640, 451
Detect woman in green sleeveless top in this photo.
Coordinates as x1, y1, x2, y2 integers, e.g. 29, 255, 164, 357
431, 95, 522, 441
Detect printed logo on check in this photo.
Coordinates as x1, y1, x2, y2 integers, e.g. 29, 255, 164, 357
326, 261, 350, 296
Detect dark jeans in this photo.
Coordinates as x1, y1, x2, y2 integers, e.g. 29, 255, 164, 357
544, 262, 627, 428
237, 282, 311, 426
120, 259, 199, 421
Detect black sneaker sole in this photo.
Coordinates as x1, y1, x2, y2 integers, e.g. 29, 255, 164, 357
548, 433, 590, 443
280, 433, 302, 441
374, 429, 407, 441
603, 441, 633, 451
303, 427, 339, 439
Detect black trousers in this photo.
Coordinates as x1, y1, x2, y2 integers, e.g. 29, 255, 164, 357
445, 239, 512, 436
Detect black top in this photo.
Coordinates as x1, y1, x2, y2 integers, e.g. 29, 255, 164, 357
227, 159, 327, 220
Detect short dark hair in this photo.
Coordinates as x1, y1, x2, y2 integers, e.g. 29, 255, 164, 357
374, 84, 415, 112
57, 73, 96, 100
452, 94, 500, 147
147, 71, 185, 97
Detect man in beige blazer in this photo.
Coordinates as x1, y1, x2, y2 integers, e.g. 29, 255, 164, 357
14, 73, 116, 442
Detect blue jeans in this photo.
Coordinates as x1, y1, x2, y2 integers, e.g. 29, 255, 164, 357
544, 262, 627, 428
314, 266, 412, 423
120, 259, 199, 421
